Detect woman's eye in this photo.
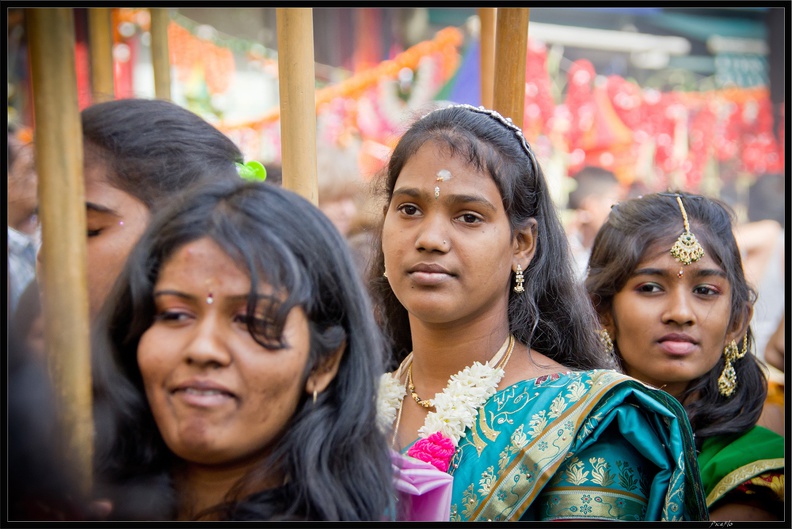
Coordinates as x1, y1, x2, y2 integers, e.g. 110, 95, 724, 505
87, 228, 102, 237
636, 283, 662, 294
234, 314, 280, 342
154, 310, 191, 323
234, 314, 273, 329
456, 213, 482, 224
396, 204, 420, 216
693, 285, 720, 296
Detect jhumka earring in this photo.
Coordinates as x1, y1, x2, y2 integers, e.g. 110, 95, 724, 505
718, 335, 749, 397
598, 329, 614, 356
513, 264, 525, 293
669, 195, 704, 273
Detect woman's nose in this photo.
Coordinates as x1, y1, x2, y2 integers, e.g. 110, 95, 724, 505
414, 213, 449, 253
662, 286, 696, 326
183, 316, 233, 368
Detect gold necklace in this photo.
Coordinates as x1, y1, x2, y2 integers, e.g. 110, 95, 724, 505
407, 364, 435, 409
406, 335, 515, 410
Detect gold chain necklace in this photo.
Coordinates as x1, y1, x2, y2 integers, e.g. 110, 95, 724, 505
407, 364, 435, 408
406, 335, 515, 410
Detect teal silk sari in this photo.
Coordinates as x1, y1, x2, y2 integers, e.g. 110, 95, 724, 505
403, 369, 708, 521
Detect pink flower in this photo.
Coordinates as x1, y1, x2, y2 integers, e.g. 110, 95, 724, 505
407, 432, 456, 472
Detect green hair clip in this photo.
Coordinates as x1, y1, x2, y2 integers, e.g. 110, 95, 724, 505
236, 160, 267, 182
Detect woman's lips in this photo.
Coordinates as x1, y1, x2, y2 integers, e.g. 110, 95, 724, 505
408, 264, 454, 286
657, 334, 698, 356
657, 340, 697, 355
172, 381, 236, 408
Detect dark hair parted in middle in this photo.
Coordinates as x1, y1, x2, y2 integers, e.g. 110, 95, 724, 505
585, 191, 766, 445
368, 104, 606, 370
92, 179, 394, 520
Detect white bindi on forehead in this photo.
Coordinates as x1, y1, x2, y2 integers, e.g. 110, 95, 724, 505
434, 169, 453, 199
203, 276, 219, 304
436, 169, 453, 182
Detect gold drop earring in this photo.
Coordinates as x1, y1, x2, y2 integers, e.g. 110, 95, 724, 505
598, 329, 614, 355
513, 264, 525, 293
718, 334, 749, 397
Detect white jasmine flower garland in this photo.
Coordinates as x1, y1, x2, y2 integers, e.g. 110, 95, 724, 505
376, 358, 506, 472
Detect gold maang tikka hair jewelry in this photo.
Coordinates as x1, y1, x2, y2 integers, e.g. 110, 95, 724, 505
718, 334, 749, 397
669, 195, 704, 271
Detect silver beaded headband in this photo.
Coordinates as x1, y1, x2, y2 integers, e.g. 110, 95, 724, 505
421, 103, 538, 173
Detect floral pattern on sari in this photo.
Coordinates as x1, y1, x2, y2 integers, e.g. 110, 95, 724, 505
435, 370, 707, 521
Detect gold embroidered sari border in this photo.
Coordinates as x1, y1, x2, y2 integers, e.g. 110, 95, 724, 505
541, 487, 647, 521
543, 485, 648, 502
706, 457, 785, 507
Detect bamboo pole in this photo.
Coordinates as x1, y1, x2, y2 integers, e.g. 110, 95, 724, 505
276, 8, 318, 205
88, 8, 114, 102
26, 8, 93, 497
478, 8, 496, 109
150, 8, 171, 100
492, 8, 529, 124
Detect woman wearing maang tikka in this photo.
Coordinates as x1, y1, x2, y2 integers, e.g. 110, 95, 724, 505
586, 191, 784, 520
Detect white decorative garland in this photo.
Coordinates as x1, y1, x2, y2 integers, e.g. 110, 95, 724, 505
377, 359, 505, 471
418, 361, 504, 443
377, 371, 407, 433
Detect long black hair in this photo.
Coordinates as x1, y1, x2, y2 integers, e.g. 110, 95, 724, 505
368, 104, 606, 370
585, 191, 766, 446
92, 179, 395, 520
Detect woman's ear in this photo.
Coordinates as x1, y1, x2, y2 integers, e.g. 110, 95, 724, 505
305, 341, 345, 397
512, 218, 538, 269
600, 312, 616, 338
725, 304, 754, 344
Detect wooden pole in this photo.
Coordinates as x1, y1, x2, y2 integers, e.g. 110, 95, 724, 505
276, 8, 318, 205
26, 8, 93, 497
88, 8, 114, 102
150, 8, 171, 100
493, 8, 529, 124
478, 8, 496, 109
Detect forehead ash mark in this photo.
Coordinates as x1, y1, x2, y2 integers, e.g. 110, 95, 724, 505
436, 169, 452, 182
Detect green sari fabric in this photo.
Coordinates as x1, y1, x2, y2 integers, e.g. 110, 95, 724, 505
404, 369, 708, 521
697, 425, 784, 509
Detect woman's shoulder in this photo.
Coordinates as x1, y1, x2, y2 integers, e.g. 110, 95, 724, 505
699, 426, 785, 516
493, 369, 694, 443
699, 426, 785, 467
499, 368, 658, 397
493, 368, 682, 419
